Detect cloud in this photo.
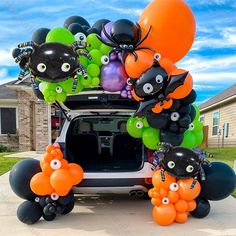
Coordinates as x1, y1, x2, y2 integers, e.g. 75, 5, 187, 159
0, 49, 15, 66
0, 68, 8, 78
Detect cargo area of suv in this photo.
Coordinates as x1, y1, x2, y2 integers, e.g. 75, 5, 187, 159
65, 115, 144, 172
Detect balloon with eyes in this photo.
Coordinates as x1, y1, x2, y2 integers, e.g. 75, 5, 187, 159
14, 40, 91, 92
97, 19, 154, 63
129, 57, 190, 117
156, 143, 211, 188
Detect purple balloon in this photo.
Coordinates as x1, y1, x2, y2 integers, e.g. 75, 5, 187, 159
101, 22, 113, 41
101, 60, 128, 92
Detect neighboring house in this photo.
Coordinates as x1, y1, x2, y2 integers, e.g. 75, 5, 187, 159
199, 83, 236, 147
0, 77, 51, 152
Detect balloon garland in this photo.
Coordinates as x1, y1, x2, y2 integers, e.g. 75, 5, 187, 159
10, 0, 235, 226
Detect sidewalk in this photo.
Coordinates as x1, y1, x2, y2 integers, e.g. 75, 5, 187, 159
0, 171, 236, 236
4, 151, 42, 160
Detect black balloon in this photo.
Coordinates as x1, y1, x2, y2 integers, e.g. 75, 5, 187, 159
43, 213, 56, 221
62, 201, 75, 215
92, 19, 110, 34
189, 105, 196, 121
17, 201, 43, 224
32, 28, 50, 45
64, 16, 90, 28
82, 25, 90, 33
147, 112, 170, 130
181, 89, 197, 105
200, 162, 236, 201
33, 80, 44, 100
12, 48, 21, 58
58, 191, 74, 206
160, 130, 183, 146
86, 28, 100, 35
68, 23, 84, 35
9, 159, 41, 200
190, 197, 211, 218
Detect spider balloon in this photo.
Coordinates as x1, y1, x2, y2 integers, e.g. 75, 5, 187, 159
13, 40, 91, 92
97, 19, 155, 62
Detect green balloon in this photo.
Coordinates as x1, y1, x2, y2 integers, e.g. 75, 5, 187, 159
56, 92, 67, 102
142, 128, 160, 150
46, 27, 75, 44
195, 131, 204, 147
87, 64, 100, 77
181, 130, 196, 148
193, 120, 203, 133
80, 55, 89, 67
100, 43, 112, 55
45, 95, 56, 103
91, 77, 100, 87
126, 117, 145, 138
143, 117, 150, 128
89, 49, 103, 66
80, 75, 92, 86
86, 34, 102, 51
193, 104, 200, 120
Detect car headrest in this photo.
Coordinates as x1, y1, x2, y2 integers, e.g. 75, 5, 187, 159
80, 122, 92, 133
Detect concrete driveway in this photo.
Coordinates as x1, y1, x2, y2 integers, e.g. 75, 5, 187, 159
0, 172, 236, 236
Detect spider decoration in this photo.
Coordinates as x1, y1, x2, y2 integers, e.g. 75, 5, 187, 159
129, 57, 189, 116
156, 143, 211, 189
97, 19, 155, 63
13, 40, 91, 92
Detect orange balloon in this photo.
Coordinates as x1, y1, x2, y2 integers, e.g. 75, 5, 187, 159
61, 159, 69, 169
175, 212, 188, 224
177, 178, 201, 201
188, 200, 197, 212
148, 188, 155, 198
167, 191, 179, 203
125, 50, 154, 78
46, 144, 55, 153
41, 162, 54, 176
159, 57, 176, 74
152, 204, 176, 226
152, 169, 176, 190
175, 199, 188, 213
168, 69, 193, 99
50, 149, 63, 160
42, 152, 53, 163
138, 0, 196, 63
50, 169, 73, 195
151, 198, 162, 207
159, 188, 168, 198
30, 172, 54, 196
68, 163, 84, 185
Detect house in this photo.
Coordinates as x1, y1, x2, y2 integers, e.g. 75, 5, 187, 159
199, 83, 236, 147
0, 77, 53, 152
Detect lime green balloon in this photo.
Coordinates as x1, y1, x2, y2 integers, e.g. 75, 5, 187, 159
87, 64, 100, 77
45, 95, 56, 103
80, 55, 89, 67
193, 104, 200, 120
46, 27, 75, 44
91, 77, 100, 87
143, 117, 150, 128
142, 128, 160, 150
100, 43, 112, 55
126, 117, 145, 138
89, 49, 103, 66
181, 130, 196, 148
195, 131, 204, 147
56, 92, 67, 102
86, 34, 102, 51
80, 75, 92, 86
193, 120, 203, 133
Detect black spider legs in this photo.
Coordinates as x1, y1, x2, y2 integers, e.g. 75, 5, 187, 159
190, 176, 198, 189
72, 73, 78, 92
135, 25, 152, 48
78, 64, 88, 79
18, 65, 29, 80
161, 169, 165, 182
18, 41, 36, 48
78, 50, 92, 60
72, 41, 90, 51
15, 50, 32, 63
30, 74, 38, 89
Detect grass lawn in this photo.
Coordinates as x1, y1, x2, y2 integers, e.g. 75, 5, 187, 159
205, 147, 236, 198
0, 152, 26, 176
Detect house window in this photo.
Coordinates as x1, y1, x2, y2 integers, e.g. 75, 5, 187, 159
0, 108, 17, 135
212, 111, 219, 136
199, 115, 204, 124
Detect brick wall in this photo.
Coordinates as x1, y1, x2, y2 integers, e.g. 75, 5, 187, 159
0, 135, 19, 150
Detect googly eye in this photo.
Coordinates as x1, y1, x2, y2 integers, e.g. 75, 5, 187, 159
128, 45, 134, 49
123, 44, 128, 48
186, 165, 194, 173
143, 83, 153, 94
75, 32, 87, 42
171, 112, 180, 121
50, 193, 59, 201
127, 78, 133, 86
155, 75, 163, 84
136, 121, 143, 129
189, 123, 195, 130
38, 82, 46, 92
170, 183, 179, 191
37, 63, 46, 73
101, 55, 109, 65
162, 197, 169, 205
61, 63, 70, 72
167, 161, 175, 169
50, 159, 61, 170
154, 53, 161, 61
56, 86, 62, 94
35, 197, 40, 202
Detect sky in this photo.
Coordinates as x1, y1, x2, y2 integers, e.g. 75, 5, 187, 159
0, 0, 236, 104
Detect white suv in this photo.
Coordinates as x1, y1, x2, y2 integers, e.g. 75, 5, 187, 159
56, 91, 155, 197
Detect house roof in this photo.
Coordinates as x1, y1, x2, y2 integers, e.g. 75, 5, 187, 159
0, 80, 18, 100
199, 83, 236, 111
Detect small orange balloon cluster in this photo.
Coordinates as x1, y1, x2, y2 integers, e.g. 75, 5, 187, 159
30, 145, 84, 197
149, 169, 201, 226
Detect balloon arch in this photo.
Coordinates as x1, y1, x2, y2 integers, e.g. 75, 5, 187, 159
10, 0, 235, 226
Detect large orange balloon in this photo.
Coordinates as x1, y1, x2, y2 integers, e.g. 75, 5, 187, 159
138, 0, 196, 63
30, 172, 54, 196
177, 178, 201, 201
152, 169, 176, 190
68, 163, 84, 185
125, 50, 154, 78
175, 199, 188, 213
50, 169, 73, 196
152, 204, 176, 226
159, 57, 176, 74
175, 212, 188, 224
